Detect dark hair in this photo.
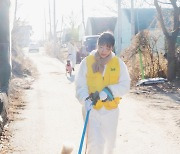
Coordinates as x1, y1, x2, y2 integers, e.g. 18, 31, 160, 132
97, 31, 115, 47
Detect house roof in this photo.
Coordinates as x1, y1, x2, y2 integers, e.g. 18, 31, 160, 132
85, 9, 157, 35
86, 8, 174, 35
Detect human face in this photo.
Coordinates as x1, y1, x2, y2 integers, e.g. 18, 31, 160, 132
97, 44, 113, 58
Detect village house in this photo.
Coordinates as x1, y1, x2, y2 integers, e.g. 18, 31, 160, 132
81, 8, 176, 55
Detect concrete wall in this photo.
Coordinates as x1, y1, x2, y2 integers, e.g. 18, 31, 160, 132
0, 92, 8, 134
85, 19, 93, 36
0, 0, 11, 94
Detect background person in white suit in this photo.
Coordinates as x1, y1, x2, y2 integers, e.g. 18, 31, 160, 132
67, 39, 78, 71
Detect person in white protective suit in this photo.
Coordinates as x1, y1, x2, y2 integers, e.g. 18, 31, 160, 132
67, 39, 78, 71
75, 31, 131, 154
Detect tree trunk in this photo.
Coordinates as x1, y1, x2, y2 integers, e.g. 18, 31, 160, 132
167, 37, 176, 81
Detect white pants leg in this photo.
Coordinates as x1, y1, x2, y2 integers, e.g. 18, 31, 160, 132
102, 108, 119, 154
86, 108, 119, 154
71, 56, 76, 68
86, 109, 105, 154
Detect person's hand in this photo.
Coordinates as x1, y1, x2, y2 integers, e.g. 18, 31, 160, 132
99, 91, 107, 101
99, 87, 114, 101
85, 99, 93, 112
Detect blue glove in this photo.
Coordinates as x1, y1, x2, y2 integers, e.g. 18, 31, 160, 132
85, 99, 93, 112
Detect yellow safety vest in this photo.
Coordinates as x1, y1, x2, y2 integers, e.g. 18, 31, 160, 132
86, 55, 121, 110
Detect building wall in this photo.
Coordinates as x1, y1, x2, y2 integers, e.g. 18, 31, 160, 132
114, 10, 131, 55
85, 19, 93, 36
78, 23, 85, 41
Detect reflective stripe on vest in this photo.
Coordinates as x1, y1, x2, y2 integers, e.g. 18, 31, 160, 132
86, 55, 121, 110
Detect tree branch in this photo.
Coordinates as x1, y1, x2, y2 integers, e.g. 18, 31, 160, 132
154, 0, 170, 38
157, 1, 171, 5
144, 0, 154, 6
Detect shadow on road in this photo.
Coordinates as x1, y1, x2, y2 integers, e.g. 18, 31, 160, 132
67, 74, 75, 82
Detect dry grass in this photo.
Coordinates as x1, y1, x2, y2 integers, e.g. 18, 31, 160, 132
44, 42, 68, 63
11, 46, 37, 78
44, 42, 54, 57
121, 30, 168, 85
0, 47, 37, 153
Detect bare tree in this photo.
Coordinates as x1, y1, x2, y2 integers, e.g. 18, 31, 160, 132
154, 0, 180, 81
13, 0, 17, 26
65, 11, 79, 41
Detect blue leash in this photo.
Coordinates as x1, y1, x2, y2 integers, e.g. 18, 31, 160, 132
78, 109, 91, 154
78, 89, 113, 153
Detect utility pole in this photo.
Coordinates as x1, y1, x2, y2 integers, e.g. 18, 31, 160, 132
44, 9, 47, 41
13, 0, 17, 26
60, 16, 64, 44
48, 0, 52, 40
82, 0, 85, 32
0, 0, 11, 94
53, 0, 56, 56
117, 0, 122, 55
131, 0, 136, 70
131, 0, 135, 37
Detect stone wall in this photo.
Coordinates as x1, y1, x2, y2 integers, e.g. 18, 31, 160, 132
0, 93, 8, 134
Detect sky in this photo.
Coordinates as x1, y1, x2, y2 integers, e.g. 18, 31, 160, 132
10, 0, 177, 40
10, 0, 120, 40
9, 0, 97, 40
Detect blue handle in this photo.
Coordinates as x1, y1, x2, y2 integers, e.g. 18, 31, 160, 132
78, 109, 91, 154
103, 88, 114, 101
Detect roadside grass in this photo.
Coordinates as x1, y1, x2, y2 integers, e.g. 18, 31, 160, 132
0, 48, 37, 153
121, 30, 168, 86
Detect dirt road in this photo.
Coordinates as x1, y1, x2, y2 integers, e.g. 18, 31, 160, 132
7, 49, 180, 154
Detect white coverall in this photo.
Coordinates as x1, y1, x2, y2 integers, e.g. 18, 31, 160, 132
67, 42, 78, 69
75, 51, 131, 154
